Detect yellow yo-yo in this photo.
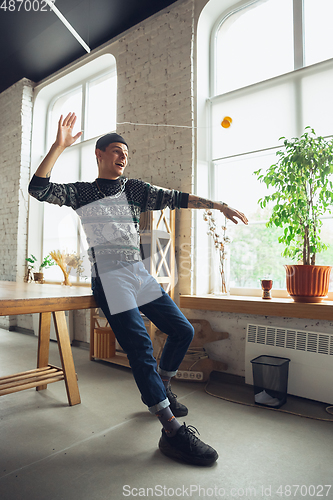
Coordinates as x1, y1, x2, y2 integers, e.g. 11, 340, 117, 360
221, 116, 232, 128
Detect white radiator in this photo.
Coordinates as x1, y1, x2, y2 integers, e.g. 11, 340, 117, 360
245, 323, 333, 404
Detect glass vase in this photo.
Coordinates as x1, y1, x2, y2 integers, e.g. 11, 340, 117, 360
214, 246, 230, 296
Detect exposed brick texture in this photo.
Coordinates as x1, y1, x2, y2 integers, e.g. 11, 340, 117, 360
115, 0, 195, 298
0, 78, 34, 329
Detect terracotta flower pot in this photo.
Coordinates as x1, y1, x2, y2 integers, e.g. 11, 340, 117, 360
33, 272, 44, 284
284, 265, 332, 303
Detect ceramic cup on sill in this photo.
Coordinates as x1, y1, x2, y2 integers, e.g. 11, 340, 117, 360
261, 279, 273, 300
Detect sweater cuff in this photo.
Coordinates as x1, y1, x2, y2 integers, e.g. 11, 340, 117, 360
180, 192, 189, 208
29, 175, 50, 187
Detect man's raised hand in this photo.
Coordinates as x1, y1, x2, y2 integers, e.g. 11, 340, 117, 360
33, 112, 82, 178
55, 112, 82, 149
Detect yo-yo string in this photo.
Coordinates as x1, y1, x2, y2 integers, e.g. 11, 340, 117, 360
116, 121, 224, 129
117, 121, 200, 129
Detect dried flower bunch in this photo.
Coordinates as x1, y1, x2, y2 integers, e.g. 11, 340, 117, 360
203, 209, 231, 294
50, 250, 85, 286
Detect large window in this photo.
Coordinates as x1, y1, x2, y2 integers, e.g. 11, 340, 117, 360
207, 0, 333, 293
31, 57, 117, 284
214, 0, 294, 95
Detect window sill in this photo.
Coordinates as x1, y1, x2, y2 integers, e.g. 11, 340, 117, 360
179, 294, 333, 321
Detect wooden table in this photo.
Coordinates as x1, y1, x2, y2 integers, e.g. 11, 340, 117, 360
0, 281, 96, 406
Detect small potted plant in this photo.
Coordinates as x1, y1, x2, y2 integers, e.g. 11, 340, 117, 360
254, 127, 333, 302
25, 254, 55, 283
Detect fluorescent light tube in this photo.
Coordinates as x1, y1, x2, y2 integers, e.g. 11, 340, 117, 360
45, 0, 91, 53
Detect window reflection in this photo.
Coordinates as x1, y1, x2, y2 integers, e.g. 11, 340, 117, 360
304, 0, 333, 67
215, 0, 293, 95
43, 71, 117, 283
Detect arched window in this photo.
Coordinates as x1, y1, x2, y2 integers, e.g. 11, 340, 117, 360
205, 0, 333, 293
29, 54, 117, 283
214, 0, 294, 96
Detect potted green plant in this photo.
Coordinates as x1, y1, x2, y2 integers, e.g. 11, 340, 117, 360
254, 127, 333, 302
25, 254, 55, 283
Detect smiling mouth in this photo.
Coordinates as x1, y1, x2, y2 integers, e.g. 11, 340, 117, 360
116, 163, 124, 167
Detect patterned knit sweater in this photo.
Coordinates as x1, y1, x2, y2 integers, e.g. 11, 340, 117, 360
28, 175, 189, 268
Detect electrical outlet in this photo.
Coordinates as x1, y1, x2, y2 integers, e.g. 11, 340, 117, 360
176, 370, 203, 381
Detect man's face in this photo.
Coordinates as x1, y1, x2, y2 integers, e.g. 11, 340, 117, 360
96, 142, 128, 179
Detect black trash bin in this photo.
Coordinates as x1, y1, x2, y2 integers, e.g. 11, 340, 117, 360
250, 355, 290, 408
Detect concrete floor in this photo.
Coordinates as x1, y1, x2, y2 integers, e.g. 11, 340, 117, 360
0, 329, 332, 500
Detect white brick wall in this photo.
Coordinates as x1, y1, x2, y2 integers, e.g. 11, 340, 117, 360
0, 78, 34, 329
0, 78, 34, 282
115, 0, 195, 298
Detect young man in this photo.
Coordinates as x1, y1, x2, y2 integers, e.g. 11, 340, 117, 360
29, 113, 248, 466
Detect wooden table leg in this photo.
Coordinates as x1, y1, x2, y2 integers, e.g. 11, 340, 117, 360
53, 311, 81, 406
90, 308, 95, 361
36, 312, 51, 391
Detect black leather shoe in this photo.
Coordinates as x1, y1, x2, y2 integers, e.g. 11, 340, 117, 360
159, 423, 218, 466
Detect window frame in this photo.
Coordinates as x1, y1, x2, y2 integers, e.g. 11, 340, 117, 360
197, 0, 333, 298
46, 66, 117, 148
28, 53, 117, 286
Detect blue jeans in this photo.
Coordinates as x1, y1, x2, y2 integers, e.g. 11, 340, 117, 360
91, 261, 194, 413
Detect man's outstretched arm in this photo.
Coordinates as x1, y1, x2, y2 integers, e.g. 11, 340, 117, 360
188, 195, 248, 225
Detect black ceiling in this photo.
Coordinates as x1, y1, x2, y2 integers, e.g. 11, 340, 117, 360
0, 0, 179, 94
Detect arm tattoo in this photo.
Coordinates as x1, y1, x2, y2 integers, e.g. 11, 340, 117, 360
188, 196, 214, 209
